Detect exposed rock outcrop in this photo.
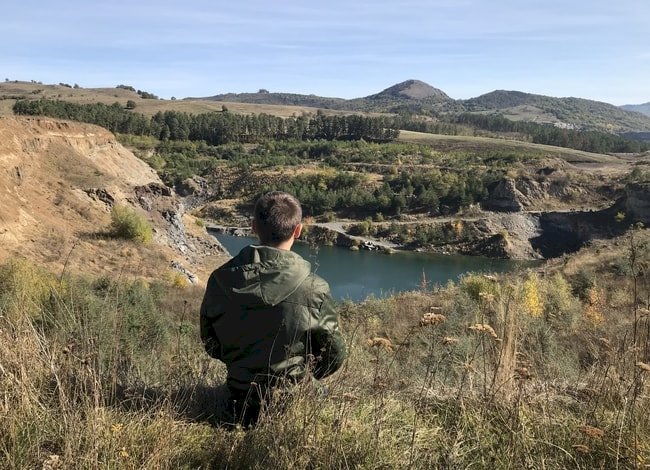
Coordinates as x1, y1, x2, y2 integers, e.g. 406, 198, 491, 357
625, 182, 650, 224
207, 226, 254, 238
530, 207, 627, 258
481, 178, 547, 212
467, 233, 510, 258
0, 117, 227, 283
175, 176, 208, 197
83, 188, 115, 207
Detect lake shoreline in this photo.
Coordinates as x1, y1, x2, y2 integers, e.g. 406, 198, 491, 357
206, 223, 400, 255
210, 231, 535, 301
205, 220, 519, 259
203, 209, 546, 260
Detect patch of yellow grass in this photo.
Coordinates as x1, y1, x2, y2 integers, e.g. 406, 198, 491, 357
398, 130, 619, 164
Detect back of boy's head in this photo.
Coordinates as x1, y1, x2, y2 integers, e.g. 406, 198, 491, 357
253, 192, 302, 245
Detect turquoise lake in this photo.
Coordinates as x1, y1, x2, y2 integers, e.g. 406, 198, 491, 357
213, 233, 532, 302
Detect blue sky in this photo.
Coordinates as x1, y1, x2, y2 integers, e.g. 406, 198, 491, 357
2, 0, 649, 105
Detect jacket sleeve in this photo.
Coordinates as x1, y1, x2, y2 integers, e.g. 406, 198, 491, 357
310, 293, 346, 379
200, 273, 224, 361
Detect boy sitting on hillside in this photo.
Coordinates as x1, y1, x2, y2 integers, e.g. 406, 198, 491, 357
200, 191, 346, 426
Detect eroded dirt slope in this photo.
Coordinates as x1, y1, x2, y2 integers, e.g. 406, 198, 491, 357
0, 117, 225, 283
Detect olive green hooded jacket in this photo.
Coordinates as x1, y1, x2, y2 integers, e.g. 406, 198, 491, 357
200, 245, 346, 396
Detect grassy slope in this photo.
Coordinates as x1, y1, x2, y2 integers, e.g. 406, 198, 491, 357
398, 130, 622, 165
0, 82, 367, 118
2, 229, 650, 468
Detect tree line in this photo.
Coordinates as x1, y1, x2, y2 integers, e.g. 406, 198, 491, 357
12, 99, 399, 144
392, 113, 649, 153
14, 97, 643, 154
260, 168, 497, 217
450, 113, 650, 153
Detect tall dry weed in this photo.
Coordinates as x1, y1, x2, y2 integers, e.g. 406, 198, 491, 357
1, 254, 649, 468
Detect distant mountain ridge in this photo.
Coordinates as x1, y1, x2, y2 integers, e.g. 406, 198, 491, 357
192, 80, 650, 134
189, 91, 349, 109
187, 79, 453, 113
463, 90, 650, 133
622, 102, 650, 117
364, 79, 450, 101
3, 79, 650, 135
190, 79, 449, 104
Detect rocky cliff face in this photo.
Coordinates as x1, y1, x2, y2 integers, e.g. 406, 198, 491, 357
482, 178, 527, 212
625, 182, 650, 224
529, 207, 627, 258
481, 170, 618, 215
482, 177, 548, 212
0, 117, 225, 283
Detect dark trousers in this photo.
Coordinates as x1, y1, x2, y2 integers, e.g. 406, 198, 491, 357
224, 377, 324, 427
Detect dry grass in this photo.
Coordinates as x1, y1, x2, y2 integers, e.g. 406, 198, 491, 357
0, 82, 365, 119
398, 130, 623, 165
1, 231, 650, 468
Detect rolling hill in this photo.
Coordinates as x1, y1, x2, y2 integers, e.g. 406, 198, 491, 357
192, 80, 650, 134
4, 79, 650, 135
365, 79, 450, 100
192, 80, 650, 133
0, 81, 356, 119
463, 90, 650, 133
622, 101, 650, 117
192, 79, 457, 114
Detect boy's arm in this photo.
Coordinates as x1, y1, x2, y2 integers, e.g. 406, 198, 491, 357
311, 293, 346, 379
200, 310, 222, 360
200, 274, 224, 361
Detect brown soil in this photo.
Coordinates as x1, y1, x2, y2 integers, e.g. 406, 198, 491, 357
0, 116, 227, 284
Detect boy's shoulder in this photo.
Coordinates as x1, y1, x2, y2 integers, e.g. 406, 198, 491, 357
285, 272, 332, 307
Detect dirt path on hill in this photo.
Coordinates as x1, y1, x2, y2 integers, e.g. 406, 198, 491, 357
312, 222, 398, 248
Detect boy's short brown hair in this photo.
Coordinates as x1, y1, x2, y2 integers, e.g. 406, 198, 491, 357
253, 192, 302, 245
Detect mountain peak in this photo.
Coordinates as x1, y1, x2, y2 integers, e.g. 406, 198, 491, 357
372, 79, 450, 100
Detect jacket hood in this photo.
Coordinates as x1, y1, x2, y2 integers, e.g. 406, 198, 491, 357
215, 245, 311, 307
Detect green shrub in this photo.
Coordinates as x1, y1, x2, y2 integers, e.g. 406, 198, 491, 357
570, 268, 596, 301
110, 205, 153, 244
543, 273, 581, 323
0, 258, 60, 324
459, 273, 498, 302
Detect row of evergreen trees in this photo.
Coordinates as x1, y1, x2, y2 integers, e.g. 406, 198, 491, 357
392, 113, 649, 153
12, 99, 399, 144
13, 97, 646, 154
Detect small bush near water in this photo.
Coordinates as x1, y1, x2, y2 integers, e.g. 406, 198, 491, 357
1, 230, 650, 468
110, 204, 153, 244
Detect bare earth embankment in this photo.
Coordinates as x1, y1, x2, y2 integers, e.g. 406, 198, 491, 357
0, 116, 226, 284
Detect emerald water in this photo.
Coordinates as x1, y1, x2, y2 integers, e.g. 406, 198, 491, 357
214, 234, 531, 302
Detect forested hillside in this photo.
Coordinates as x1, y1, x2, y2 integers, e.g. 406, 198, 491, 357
464, 90, 650, 134
622, 101, 650, 117
13, 98, 649, 154
5, 80, 650, 136
13, 99, 399, 144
